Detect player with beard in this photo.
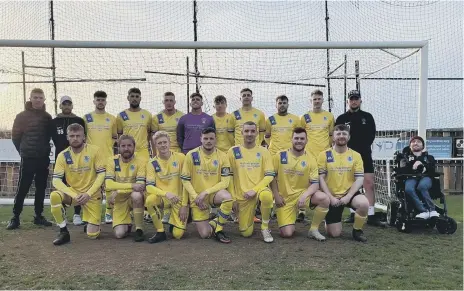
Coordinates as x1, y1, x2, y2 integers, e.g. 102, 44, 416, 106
84, 91, 118, 224
317, 124, 369, 242
105, 135, 146, 242
181, 127, 233, 243
50, 124, 106, 245
335, 90, 383, 227
271, 127, 329, 240
117, 88, 152, 162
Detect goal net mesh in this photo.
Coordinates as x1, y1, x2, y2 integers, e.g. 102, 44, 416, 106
0, 1, 462, 207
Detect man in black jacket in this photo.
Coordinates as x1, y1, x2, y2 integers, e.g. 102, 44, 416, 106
397, 136, 439, 219
336, 90, 385, 226
8, 88, 53, 230
50, 95, 86, 225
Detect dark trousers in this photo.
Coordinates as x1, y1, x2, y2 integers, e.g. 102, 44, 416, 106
13, 157, 50, 217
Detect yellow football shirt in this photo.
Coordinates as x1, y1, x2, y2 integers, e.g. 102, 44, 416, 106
152, 110, 184, 152
213, 113, 235, 153
265, 113, 301, 156
84, 111, 117, 159
232, 107, 266, 146
227, 145, 275, 201
116, 109, 152, 153
52, 144, 105, 195
301, 111, 335, 158
105, 154, 146, 196
146, 152, 185, 197
273, 150, 319, 198
181, 147, 230, 197
317, 148, 364, 197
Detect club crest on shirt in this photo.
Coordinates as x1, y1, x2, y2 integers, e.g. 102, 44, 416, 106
130, 164, 135, 171
253, 113, 258, 118
348, 156, 353, 162
361, 118, 366, 124
106, 118, 110, 122
289, 119, 293, 124
256, 152, 261, 159
324, 116, 327, 121
201, 118, 207, 124
301, 161, 306, 167
213, 160, 218, 167
141, 114, 145, 119
84, 156, 90, 163
172, 161, 177, 167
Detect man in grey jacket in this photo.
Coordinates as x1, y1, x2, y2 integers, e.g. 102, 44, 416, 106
8, 88, 53, 230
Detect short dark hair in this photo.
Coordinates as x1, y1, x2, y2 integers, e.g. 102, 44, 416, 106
240, 88, 252, 95
67, 123, 84, 133
243, 121, 257, 128
128, 88, 141, 95
201, 127, 216, 135
311, 89, 323, 97
119, 134, 136, 146
334, 124, 350, 133
276, 95, 288, 102
190, 92, 203, 100
94, 91, 107, 98
214, 95, 227, 104
164, 91, 175, 97
292, 127, 307, 137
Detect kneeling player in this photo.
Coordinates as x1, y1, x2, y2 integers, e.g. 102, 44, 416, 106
271, 127, 329, 240
50, 124, 105, 245
228, 121, 275, 243
145, 131, 188, 243
105, 135, 146, 242
181, 128, 233, 243
318, 124, 369, 242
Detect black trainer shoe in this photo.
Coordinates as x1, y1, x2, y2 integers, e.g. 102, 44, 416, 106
214, 231, 231, 244
344, 213, 355, 223
33, 216, 52, 227
6, 216, 20, 230
367, 215, 386, 227
352, 229, 367, 243
53, 232, 71, 246
148, 231, 167, 243
134, 229, 145, 242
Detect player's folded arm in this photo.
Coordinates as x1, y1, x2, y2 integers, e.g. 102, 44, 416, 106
52, 175, 79, 199
251, 172, 275, 193
88, 170, 106, 197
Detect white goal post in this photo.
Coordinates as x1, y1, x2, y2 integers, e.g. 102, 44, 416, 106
0, 39, 429, 208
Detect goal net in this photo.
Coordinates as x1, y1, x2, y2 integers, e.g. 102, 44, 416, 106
0, 41, 428, 210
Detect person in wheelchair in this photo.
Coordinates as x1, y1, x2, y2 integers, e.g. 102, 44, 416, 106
397, 136, 439, 219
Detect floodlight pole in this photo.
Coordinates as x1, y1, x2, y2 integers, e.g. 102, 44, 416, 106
21, 51, 26, 104
418, 43, 428, 140
325, 0, 332, 112
49, 0, 58, 115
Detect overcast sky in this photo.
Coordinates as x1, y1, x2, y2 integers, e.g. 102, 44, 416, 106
0, 0, 462, 131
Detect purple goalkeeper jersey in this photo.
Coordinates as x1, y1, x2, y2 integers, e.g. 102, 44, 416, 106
177, 112, 215, 154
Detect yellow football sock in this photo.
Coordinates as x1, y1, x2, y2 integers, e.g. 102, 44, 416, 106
105, 205, 113, 216
50, 191, 66, 227
259, 190, 273, 230
214, 199, 233, 232
133, 208, 144, 231
147, 206, 164, 232
353, 212, 367, 230
309, 206, 329, 231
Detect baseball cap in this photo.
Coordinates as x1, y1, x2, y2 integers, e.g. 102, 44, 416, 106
410, 135, 425, 145
348, 90, 361, 99
60, 95, 73, 104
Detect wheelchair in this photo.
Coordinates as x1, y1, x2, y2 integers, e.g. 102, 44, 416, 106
386, 153, 457, 234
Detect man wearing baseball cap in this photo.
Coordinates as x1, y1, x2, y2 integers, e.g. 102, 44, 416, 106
50, 95, 86, 225
335, 90, 385, 227
397, 136, 439, 219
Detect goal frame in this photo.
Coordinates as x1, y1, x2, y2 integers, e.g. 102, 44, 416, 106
0, 39, 429, 207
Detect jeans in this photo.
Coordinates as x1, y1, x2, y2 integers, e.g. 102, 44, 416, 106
404, 177, 435, 212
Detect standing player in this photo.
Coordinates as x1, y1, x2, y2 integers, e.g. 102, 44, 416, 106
177, 93, 215, 154
84, 90, 118, 225
117, 88, 152, 162
50, 95, 86, 226
145, 131, 188, 243
181, 127, 233, 243
301, 90, 335, 158
105, 135, 146, 242
299, 90, 334, 222
271, 127, 329, 240
265, 95, 301, 156
212, 95, 234, 153
152, 92, 184, 153
232, 88, 266, 146
318, 124, 369, 242
228, 121, 275, 243
49, 124, 105, 245
335, 90, 383, 226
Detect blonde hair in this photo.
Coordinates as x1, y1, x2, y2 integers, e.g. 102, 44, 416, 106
152, 131, 170, 142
